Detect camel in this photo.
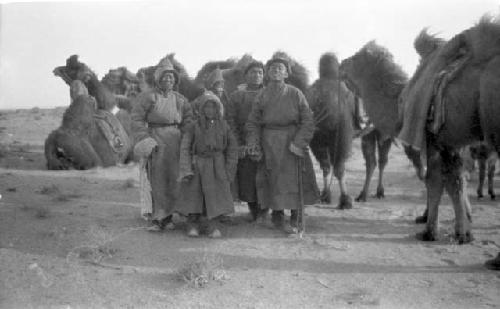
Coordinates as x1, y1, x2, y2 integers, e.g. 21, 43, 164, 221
45, 55, 132, 170
307, 53, 356, 208
344, 17, 500, 244
339, 43, 426, 203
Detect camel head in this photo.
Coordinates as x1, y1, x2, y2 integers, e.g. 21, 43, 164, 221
340, 41, 407, 99
319, 52, 340, 80
101, 67, 139, 97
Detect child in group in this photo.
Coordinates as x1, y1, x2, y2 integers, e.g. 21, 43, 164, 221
178, 92, 238, 238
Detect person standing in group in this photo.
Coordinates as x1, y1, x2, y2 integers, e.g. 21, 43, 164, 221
131, 58, 193, 231
226, 61, 269, 222
177, 93, 238, 238
246, 56, 319, 233
192, 68, 228, 118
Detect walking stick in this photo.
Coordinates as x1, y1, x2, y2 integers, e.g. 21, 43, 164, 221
297, 155, 305, 238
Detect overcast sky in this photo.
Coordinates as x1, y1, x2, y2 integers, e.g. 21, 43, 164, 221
0, 0, 499, 108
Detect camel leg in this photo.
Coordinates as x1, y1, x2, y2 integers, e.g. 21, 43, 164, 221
442, 149, 473, 244
356, 132, 376, 202
487, 157, 496, 200
477, 157, 486, 199
333, 160, 353, 210
310, 135, 332, 203
416, 145, 444, 241
375, 136, 392, 199
404, 145, 425, 181
321, 166, 332, 204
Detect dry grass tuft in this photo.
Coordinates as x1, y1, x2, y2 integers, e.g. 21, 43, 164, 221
67, 225, 120, 264
176, 253, 228, 288
37, 184, 81, 202
122, 178, 136, 189
35, 206, 50, 219
38, 184, 61, 195
54, 193, 82, 202
0, 145, 8, 158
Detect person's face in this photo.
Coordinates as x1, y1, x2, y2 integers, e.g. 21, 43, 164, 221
246, 67, 264, 86
211, 81, 225, 98
267, 62, 288, 82
203, 101, 217, 119
124, 80, 138, 97
159, 72, 175, 91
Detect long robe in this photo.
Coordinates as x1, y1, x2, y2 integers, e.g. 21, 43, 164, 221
246, 83, 319, 210
226, 84, 263, 202
131, 89, 192, 222
177, 119, 238, 219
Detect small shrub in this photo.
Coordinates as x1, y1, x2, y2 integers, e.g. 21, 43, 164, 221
122, 178, 136, 189
0, 145, 8, 158
54, 193, 82, 202
176, 253, 228, 288
35, 207, 50, 219
31, 107, 40, 114
38, 184, 61, 195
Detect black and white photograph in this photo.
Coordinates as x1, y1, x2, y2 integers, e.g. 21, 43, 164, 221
0, 0, 499, 307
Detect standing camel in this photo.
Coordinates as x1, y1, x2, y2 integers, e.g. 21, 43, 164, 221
307, 53, 356, 208
340, 43, 425, 203
345, 18, 500, 244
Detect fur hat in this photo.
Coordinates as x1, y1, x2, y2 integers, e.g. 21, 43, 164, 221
265, 56, 292, 74
204, 68, 225, 90
198, 92, 223, 118
244, 61, 265, 75
154, 58, 179, 85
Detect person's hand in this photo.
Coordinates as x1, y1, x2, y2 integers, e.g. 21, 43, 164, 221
247, 144, 262, 162
238, 145, 247, 159
133, 137, 158, 158
182, 174, 194, 183
289, 143, 305, 157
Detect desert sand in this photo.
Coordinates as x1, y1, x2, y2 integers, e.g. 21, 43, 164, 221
0, 107, 499, 308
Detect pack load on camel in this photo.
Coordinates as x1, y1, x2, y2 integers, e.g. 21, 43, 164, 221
307, 53, 357, 208
101, 67, 141, 140
397, 17, 500, 243
340, 43, 425, 202
45, 55, 132, 170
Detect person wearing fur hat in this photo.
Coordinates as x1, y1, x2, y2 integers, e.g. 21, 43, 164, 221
246, 56, 319, 234
131, 58, 193, 231
226, 61, 269, 222
192, 68, 229, 118
177, 92, 238, 238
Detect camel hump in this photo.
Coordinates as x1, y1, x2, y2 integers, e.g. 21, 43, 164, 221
414, 29, 446, 59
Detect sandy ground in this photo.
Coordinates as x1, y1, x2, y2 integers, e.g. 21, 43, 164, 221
0, 108, 499, 309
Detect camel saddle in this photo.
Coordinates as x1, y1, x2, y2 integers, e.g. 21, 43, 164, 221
93, 110, 130, 157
